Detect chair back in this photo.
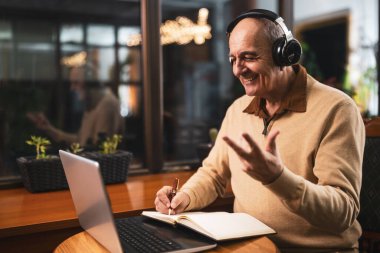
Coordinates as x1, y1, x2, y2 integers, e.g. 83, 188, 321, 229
358, 117, 380, 253
358, 139, 380, 232
364, 117, 380, 137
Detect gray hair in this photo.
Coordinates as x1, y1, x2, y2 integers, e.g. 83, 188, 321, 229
259, 18, 284, 45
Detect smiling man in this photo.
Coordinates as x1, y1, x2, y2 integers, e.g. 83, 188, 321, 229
155, 9, 365, 253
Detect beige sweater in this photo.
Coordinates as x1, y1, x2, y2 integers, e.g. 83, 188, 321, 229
181, 71, 365, 252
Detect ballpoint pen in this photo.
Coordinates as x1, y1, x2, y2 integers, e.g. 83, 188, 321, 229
168, 178, 179, 215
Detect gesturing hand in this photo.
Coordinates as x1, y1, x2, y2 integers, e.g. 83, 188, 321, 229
222, 130, 283, 184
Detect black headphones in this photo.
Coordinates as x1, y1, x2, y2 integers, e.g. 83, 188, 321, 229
226, 9, 302, 67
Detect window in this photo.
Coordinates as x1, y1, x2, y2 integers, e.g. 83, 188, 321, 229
0, 0, 239, 186
161, 1, 238, 169
0, 0, 143, 185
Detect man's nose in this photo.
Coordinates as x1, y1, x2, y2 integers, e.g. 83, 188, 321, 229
233, 59, 247, 76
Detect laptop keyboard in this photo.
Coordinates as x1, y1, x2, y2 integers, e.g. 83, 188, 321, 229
116, 218, 182, 252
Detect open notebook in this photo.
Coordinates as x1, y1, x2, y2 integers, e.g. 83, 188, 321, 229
142, 211, 276, 241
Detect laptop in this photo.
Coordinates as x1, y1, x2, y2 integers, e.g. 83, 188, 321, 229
59, 150, 217, 253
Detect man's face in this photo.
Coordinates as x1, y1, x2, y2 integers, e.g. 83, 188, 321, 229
228, 18, 281, 97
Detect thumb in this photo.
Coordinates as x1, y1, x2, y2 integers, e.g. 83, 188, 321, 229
170, 192, 183, 209
265, 130, 280, 155
171, 192, 190, 210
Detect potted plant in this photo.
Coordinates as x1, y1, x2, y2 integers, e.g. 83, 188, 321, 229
69, 142, 84, 154
197, 128, 218, 163
82, 134, 133, 184
16, 136, 68, 193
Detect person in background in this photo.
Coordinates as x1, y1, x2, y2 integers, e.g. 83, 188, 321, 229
27, 65, 124, 147
154, 9, 365, 253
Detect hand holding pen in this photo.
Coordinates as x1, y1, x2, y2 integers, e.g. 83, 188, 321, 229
168, 178, 179, 215
154, 177, 190, 215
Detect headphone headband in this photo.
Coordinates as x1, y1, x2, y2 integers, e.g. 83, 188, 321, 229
226, 9, 278, 33
226, 9, 292, 41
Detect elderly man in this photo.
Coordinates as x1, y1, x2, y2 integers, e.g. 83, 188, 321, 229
155, 9, 365, 253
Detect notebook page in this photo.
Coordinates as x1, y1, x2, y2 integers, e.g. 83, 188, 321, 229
183, 212, 275, 241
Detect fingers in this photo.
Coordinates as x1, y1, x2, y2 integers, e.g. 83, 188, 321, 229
170, 192, 190, 214
222, 136, 252, 161
223, 131, 283, 184
223, 131, 279, 157
154, 186, 172, 213
154, 187, 190, 215
265, 130, 280, 155
223, 134, 264, 161
241, 133, 264, 157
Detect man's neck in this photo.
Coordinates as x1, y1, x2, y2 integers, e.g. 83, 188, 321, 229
265, 101, 281, 117
264, 66, 296, 117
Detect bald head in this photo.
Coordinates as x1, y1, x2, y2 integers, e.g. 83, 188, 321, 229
229, 18, 273, 62
228, 17, 283, 47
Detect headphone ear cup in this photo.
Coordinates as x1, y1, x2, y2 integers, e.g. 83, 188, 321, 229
272, 37, 287, 66
283, 39, 302, 65
272, 37, 302, 66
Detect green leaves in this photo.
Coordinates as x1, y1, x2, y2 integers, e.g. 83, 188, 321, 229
99, 134, 123, 154
69, 142, 83, 154
26, 135, 51, 159
209, 128, 218, 144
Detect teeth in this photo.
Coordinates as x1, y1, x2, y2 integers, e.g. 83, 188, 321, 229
245, 78, 253, 81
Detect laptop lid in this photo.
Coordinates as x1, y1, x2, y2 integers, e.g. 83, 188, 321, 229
59, 150, 124, 253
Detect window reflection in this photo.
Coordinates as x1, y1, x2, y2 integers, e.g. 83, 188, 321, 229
86, 47, 115, 82
119, 85, 141, 117
87, 25, 115, 46
0, 20, 12, 40
161, 2, 235, 165
118, 27, 141, 46
60, 24, 84, 44
118, 47, 141, 83
13, 20, 56, 80
0, 0, 143, 184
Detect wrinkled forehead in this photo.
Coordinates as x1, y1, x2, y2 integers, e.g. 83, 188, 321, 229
228, 17, 263, 34
228, 18, 271, 53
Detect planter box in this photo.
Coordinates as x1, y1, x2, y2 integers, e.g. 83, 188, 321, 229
17, 155, 68, 193
82, 150, 133, 184
17, 150, 133, 193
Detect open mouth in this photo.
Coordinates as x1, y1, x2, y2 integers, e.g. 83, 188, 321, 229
241, 74, 258, 83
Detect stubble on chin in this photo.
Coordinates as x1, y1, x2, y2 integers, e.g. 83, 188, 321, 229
243, 83, 258, 97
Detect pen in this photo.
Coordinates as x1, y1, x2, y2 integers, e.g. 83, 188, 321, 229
168, 178, 179, 215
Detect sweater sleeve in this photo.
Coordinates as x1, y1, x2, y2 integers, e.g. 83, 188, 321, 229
266, 100, 365, 232
181, 107, 232, 211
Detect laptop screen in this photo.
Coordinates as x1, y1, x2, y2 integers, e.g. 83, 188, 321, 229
60, 150, 124, 253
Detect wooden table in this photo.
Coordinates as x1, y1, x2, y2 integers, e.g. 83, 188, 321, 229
0, 171, 234, 253
54, 230, 280, 253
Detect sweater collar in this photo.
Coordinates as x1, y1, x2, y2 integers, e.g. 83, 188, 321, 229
243, 64, 307, 118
